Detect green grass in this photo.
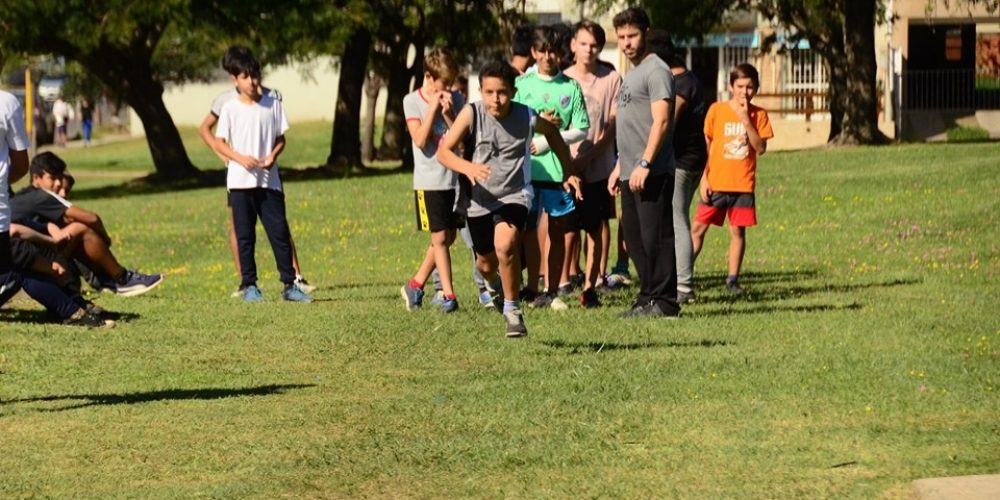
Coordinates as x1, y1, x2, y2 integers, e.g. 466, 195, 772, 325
946, 125, 991, 143
2, 129, 999, 498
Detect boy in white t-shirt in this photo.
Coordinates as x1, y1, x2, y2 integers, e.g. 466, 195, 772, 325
213, 49, 312, 303
198, 45, 316, 298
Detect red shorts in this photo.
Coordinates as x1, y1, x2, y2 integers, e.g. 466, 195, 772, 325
695, 192, 757, 227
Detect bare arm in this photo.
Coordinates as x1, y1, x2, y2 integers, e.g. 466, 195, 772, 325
571, 117, 616, 169
536, 116, 581, 199
198, 113, 229, 164
437, 106, 490, 184
700, 135, 713, 202
10, 223, 56, 246
734, 102, 767, 155
214, 137, 261, 170
64, 205, 111, 243
407, 92, 443, 149
262, 135, 286, 168
641, 98, 674, 164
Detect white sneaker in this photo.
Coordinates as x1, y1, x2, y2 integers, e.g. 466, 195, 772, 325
550, 297, 569, 311
294, 276, 317, 294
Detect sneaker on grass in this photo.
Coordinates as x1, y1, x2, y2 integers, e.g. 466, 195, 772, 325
725, 280, 745, 296
503, 308, 528, 338
400, 282, 424, 311
282, 284, 314, 303
115, 270, 164, 297
430, 290, 445, 306
580, 288, 600, 309
478, 289, 494, 307
293, 275, 317, 294
440, 297, 459, 313
243, 285, 264, 303
64, 309, 115, 328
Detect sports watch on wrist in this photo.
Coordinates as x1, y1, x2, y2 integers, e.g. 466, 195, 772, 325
637, 159, 650, 169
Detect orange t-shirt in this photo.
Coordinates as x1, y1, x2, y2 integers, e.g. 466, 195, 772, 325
703, 101, 774, 193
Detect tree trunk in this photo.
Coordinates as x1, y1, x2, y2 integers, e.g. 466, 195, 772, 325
361, 72, 382, 163
327, 27, 371, 169
825, 55, 847, 142
86, 53, 198, 181
832, 0, 889, 145
377, 41, 415, 161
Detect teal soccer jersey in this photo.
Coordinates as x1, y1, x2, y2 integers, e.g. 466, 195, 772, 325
514, 72, 590, 182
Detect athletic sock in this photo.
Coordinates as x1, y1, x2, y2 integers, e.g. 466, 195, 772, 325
503, 299, 518, 314
445, 293, 456, 301
409, 279, 424, 290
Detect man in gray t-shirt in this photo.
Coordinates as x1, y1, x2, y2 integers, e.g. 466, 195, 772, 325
609, 7, 681, 318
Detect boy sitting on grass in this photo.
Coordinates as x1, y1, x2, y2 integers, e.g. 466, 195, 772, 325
213, 48, 312, 303
691, 63, 774, 296
437, 61, 573, 338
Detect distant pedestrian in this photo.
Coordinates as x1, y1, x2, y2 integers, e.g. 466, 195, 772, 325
52, 96, 74, 147
80, 97, 94, 146
691, 63, 775, 296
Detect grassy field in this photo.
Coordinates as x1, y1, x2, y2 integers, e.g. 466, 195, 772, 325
1, 124, 998, 498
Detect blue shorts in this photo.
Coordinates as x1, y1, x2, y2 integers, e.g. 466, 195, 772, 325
530, 183, 576, 219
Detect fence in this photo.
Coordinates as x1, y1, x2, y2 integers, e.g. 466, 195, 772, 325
902, 68, 1000, 110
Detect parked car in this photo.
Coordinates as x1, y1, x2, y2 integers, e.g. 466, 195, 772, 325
37, 76, 65, 102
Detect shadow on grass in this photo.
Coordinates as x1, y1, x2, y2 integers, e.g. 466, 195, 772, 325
2, 383, 315, 413
70, 165, 406, 201
699, 277, 920, 304
698, 269, 820, 287
0, 309, 140, 325
691, 302, 863, 318
541, 339, 731, 355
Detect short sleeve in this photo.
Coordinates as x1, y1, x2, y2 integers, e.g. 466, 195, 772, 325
210, 90, 230, 117
275, 98, 289, 136
703, 103, 717, 140
403, 93, 421, 122
569, 82, 590, 131
647, 65, 674, 102
214, 105, 230, 139
4, 99, 29, 151
754, 108, 774, 140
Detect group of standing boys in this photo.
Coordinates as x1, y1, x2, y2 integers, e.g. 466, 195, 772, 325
399, 7, 774, 337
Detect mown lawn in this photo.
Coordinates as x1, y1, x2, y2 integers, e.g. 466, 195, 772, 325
1, 126, 998, 498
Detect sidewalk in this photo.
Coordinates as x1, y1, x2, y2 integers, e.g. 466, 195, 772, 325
913, 474, 1000, 499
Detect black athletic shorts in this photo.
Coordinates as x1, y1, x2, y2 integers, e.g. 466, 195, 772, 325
413, 189, 464, 232
467, 204, 529, 256
576, 178, 616, 232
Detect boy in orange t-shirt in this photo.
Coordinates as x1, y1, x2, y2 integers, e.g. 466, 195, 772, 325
691, 63, 774, 296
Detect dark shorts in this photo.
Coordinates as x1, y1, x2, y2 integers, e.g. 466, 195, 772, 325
576, 178, 616, 231
414, 189, 464, 232
695, 192, 757, 227
467, 204, 529, 256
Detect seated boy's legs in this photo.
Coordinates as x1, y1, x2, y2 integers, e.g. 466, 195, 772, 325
1, 235, 24, 306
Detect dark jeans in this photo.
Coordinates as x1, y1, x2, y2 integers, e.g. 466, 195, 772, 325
620, 173, 681, 315
229, 188, 295, 288
2, 234, 79, 320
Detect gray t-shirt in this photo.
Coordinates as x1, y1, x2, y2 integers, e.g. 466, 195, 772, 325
615, 54, 675, 180
402, 88, 463, 190
210, 87, 283, 117
466, 101, 536, 218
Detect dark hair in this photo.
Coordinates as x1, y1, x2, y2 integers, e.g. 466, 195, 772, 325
510, 24, 535, 57
647, 29, 674, 64
63, 173, 75, 189
222, 45, 261, 79
613, 7, 651, 31
480, 60, 518, 91
30, 152, 67, 178
531, 25, 559, 53
730, 63, 760, 88
574, 20, 606, 48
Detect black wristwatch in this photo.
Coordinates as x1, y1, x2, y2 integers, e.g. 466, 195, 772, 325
637, 159, 650, 169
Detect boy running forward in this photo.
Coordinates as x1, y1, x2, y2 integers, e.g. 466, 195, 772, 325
564, 20, 621, 308
608, 7, 680, 319
514, 25, 589, 310
691, 63, 774, 296
437, 61, 574, 337
400, 48, 465, 313
213, 49, 312, 303
198, 45, 315, 297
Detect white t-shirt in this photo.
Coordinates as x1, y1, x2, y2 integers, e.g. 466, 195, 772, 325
52, 99, 73, 126
1, 91, 29, 232
210, 87, 282, 117
215, 93, 289, 191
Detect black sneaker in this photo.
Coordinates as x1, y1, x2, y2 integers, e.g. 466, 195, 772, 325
725, 281, 745, 296
556, 283, 574, 297
530, 292, 554, 309
677, 290, 696, 304
115, 270, 164, 297
518, 288, 538, 303
569, 273, 585, 290
64, 309, 115, 328
647, 302, 680, 320
619, 301, 651, 318
503, 308, 528, 338
580, 288, 600, 309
